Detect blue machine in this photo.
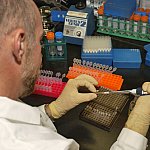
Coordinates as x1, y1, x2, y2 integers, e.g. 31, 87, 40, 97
63, 5, 95, 45
51, 10, 67, 22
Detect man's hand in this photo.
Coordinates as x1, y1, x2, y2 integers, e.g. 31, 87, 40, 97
126, 95, 150, 136
142, 82, 150, 94
47, 74, 98, 119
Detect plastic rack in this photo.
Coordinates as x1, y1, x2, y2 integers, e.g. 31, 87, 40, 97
97, 15, 150, 42
80, 86, 135, 131
43, 37, 67, 61
33, 70, 66, 98
66, 58, 123, 91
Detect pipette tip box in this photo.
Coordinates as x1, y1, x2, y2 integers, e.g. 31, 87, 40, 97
113, 49, 142, 68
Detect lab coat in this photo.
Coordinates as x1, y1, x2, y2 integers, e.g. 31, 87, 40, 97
0, 97, 79, 150
0, 97, 148, 150
110, 128, 148, 150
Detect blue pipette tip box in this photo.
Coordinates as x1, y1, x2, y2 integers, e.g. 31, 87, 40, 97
81, 51, 113, 65
113, 49, 142, 68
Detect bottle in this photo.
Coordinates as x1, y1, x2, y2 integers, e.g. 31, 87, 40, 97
55, 32, 64, 56
112, 16, 118, 33
140, 15, 148, 37
105, 13, 112, 32
119, 17, 125, 34
46, 31, 56, 56
125, 18, 132, 36
133, 13, 141, 36
97, 6, 105, 30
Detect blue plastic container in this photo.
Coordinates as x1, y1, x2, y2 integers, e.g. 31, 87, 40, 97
51, 10, 67, 22
104, 0, 136, 19
144, 44, 150, 53
113, 49, 142, 68
146, 52, 150, 60
81, 51, 113, 65
145, 59, 150, 66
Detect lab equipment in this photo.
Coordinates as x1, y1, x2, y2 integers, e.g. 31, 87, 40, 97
80, 86, 135, 131
46, 31, 57, 56
112, 49, 142, 68
104, 0, 136, 18
63, 5, 95, 45
66, 58, 123, 91
51, 10, 67, 22
133, 13, 141, 35
119, 17, 125, 34
97, 5, 150, 42
55, 31, 64, 56
95, 87, 148, 95
43, 32, 67, 61
140, 15, 148, 37
81, 36, 112, 65
33, 70, 66, 98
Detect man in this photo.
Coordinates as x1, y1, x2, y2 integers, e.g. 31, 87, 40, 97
0, 0, 98, 149
0, 0, 150, 149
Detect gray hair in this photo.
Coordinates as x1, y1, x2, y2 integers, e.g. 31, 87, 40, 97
0, 0, 37, 48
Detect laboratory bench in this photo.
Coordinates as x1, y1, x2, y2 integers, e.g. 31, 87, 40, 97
23, 36, 150, 150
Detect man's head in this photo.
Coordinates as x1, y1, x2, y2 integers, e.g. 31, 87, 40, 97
0, 0, 43, 99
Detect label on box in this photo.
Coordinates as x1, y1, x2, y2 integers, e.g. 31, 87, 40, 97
63, 16, 87, 39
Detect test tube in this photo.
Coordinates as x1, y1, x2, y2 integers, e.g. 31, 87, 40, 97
46, 31, 56, 56
133, 13, 141, 36
97, 6, 104, 30
140, 14, 148, 37
125, 18, 132, 36
112, 16, 118, 33
55, 31, 64, 56
105, 13, 112, 32
119, 17, 125, 34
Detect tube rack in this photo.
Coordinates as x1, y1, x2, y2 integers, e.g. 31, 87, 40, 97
66, 58, 123, 91
33, 70, 66, 98
80, 86, 134, 131
97, 14, 150, 42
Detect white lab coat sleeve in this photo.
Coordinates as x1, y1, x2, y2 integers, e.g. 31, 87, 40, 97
37, 105, 80, 150
110, 128, 148, 150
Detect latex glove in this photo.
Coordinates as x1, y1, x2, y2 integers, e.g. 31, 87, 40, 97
142, 82, 150, 94
125, 95, 150, 136
47, 74, 98, 119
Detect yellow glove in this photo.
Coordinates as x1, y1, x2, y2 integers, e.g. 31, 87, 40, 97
47, 74, 98, 119
142, 82, 150, 94
125, 95, 150, 136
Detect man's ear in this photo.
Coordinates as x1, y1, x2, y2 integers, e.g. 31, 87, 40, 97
12, 28, 25, 64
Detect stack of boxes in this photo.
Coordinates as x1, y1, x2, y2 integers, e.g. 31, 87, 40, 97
81, 36, 142, 68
